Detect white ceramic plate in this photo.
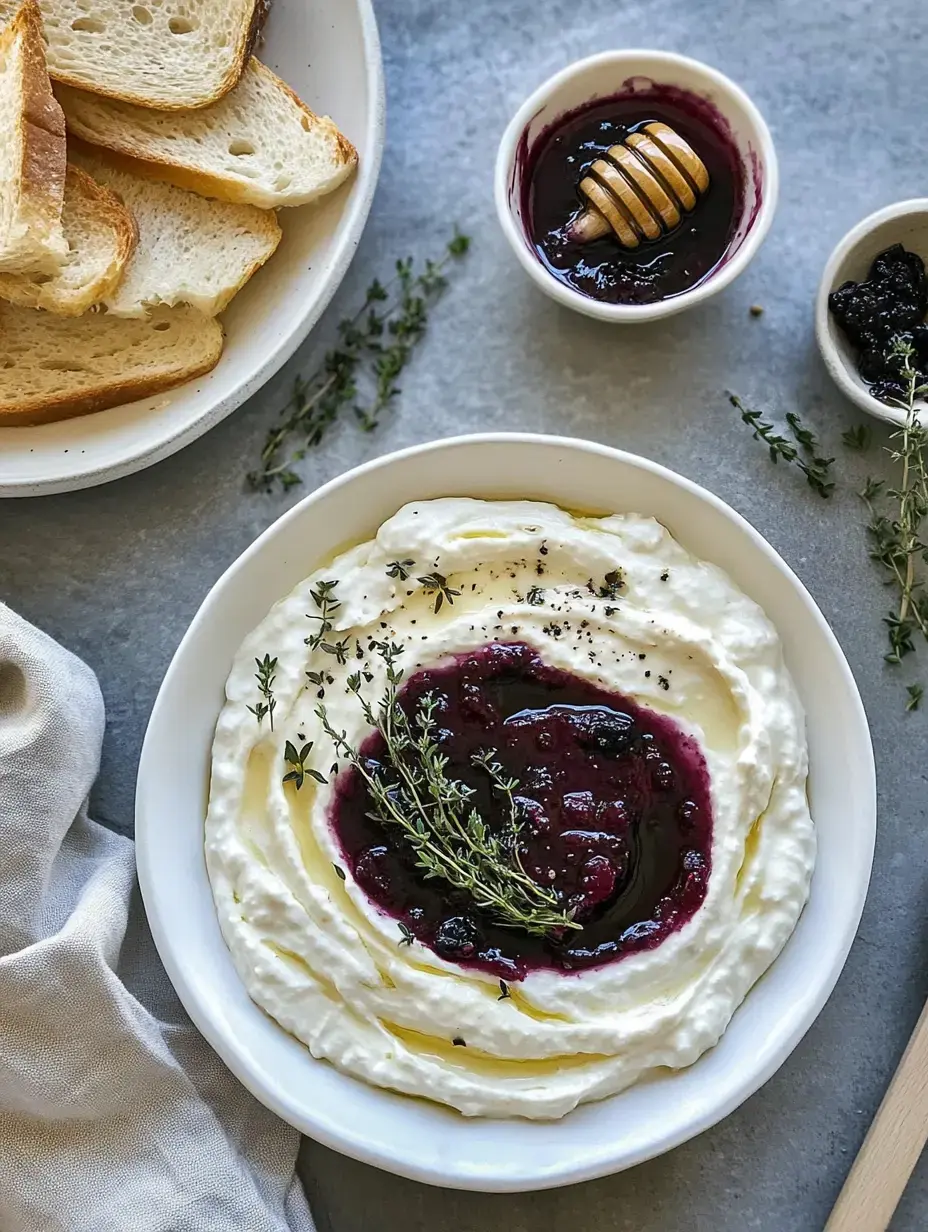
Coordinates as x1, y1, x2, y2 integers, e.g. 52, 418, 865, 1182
0, 0, 384, 497
136, 434, 875, 1192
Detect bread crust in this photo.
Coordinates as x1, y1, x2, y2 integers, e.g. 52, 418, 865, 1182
0, 163, 138, 312
0, 308, 223, 425
0, 1, 66, 271
46, 0, 272, 110
60, 59, 358, 208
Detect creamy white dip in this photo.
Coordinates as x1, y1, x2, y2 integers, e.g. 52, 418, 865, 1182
205, 499, 815, 1119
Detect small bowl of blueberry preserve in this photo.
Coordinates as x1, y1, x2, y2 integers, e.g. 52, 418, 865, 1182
494, 50, 777, 323
816, 200, 928, 426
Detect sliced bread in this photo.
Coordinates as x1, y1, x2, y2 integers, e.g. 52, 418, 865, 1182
57, 58, 357, 210
0, 1, 66, 274
0, 163, 136, 313
0, 0, 268, 109
71, 145, 280, 316
0, 302, 223, 425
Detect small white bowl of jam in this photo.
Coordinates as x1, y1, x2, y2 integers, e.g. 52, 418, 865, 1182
494, 50, 778, 323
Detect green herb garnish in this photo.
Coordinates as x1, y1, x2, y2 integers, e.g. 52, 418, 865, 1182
843, 424, 872, 452
860, 340, 928, 676
386, 559, 415, 581
731, 395, 835, 497
248, 231, 471, 492
246, 654, 277, 731
305, 579, 342, 654
283, 740, 327, 790
317, 643, 579, 937
417, 572, 461, 614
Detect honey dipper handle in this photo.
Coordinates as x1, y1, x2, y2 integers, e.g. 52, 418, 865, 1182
825, 995, 928, 1232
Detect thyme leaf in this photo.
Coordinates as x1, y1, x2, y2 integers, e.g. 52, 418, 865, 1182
417, 572, 461, 614
843, 424, 872, 452
283, 739, 327, 790
386, 559, 415, 581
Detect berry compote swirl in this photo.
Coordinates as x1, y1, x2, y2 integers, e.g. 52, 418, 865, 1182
331, 642, 713, 981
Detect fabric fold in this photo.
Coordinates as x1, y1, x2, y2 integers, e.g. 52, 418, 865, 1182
0, 602, 314, 1232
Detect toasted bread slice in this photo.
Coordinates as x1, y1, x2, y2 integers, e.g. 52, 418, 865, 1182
71, 145, 280, 317
57, 58, 357, 209
0, 163, 136, 313
0, 1, 66, 273
0, 302, 223, 425
0, 0, 268, 109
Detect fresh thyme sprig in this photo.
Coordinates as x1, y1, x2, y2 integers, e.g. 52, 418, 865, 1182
860, 340, 928, 668
248, 231, 471, 492
318, 643, 579, 937
283, 740, 327, 790
907, 684, 924, 711
730, 395, 835, 497
246, 655, 278, 731
305, 579, 342, 654
417, 571, 461, 613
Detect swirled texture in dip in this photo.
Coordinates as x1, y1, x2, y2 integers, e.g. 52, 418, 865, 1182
205, 499, 815, 1120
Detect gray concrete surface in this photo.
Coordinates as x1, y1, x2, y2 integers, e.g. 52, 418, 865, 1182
4, 0, 928, 1227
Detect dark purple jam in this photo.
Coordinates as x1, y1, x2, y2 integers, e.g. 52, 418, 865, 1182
521, 89, 743, 305
828, 244, 928, 404
331, 642, 713, 981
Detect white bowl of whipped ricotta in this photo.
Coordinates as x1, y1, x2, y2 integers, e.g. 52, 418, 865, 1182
136, 434, 874, 1191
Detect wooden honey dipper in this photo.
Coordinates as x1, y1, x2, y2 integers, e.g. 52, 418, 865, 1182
568, 121, 710, 248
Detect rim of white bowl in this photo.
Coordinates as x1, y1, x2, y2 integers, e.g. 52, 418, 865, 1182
0, 0, 386, 498
494, 50, 779, 324
136, 432, 874, 1191
815, 198, 928, 427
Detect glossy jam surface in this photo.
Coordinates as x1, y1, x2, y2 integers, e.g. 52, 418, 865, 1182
521, 90, 742, 305
331, 642, 713, 980
828, 243, 928, 404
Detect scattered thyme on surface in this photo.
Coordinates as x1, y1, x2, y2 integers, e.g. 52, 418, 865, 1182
305, 579, 342, 653
246, 654, 277, 731
317, 641, 579, 937
842, 424, 872, 452
417, 571, 461, 614
283, 740, 327, 790
730, 394, 835, 497
333, 863, 347, 881
386, 559, 415, 581
859, 340, 928, 676
498, 979, 511, 1001
397, 922, 415, 947
248, 230, 471, 492
906, 684, 924, 712
526, 585, 545, 606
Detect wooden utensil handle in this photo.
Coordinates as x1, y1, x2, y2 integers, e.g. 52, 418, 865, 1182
825, 997, 928, 1231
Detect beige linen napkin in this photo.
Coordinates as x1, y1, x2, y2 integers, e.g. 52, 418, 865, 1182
0, 602, 315, 1232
